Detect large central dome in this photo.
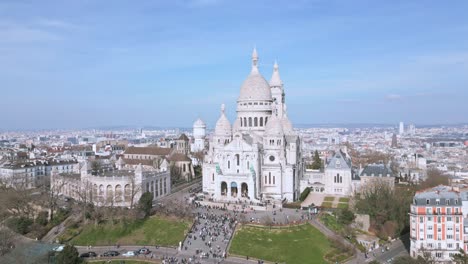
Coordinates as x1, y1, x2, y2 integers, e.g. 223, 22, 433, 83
237, 48, 272, 102
238, 73, 272, 101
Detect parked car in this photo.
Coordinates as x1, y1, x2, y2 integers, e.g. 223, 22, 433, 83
102, 251, 119, 257
122, 251, 138, 257
138, 248, 151, 255
79, 252, 97, 258
52, 245, 64, 252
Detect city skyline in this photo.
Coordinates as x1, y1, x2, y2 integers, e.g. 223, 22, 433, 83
1, 0, 468, 129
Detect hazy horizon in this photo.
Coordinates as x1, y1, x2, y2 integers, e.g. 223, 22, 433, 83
1, 0, 468, 130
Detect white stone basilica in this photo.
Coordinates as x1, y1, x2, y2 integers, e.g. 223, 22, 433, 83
202, 49, 302, 203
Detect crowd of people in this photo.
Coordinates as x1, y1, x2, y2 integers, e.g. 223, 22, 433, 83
181, 205, 237, 263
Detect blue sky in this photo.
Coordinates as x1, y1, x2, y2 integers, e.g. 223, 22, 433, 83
1, 0, 468, 130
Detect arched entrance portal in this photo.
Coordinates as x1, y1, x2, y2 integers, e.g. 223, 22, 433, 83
230, 182, 238, 198
221, 182, 227, 196
241, 183, 248, 198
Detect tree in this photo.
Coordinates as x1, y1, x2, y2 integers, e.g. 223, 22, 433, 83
75, 180, 94, 223
90, 160, 101, 175
354, 180, 413, 239
152, 157, 163, 170
193, 151, 205, 166
338, 208, 355, 226
452, 249, 468, 264
128, 174, 142, 210
56, 244, 82, 264
311, 150, 322, 170
417, 169, 449, 190
170, 163, 183, 183
0, 228, 14, 256
138, 191, 153, 218
46, 172, 67, 221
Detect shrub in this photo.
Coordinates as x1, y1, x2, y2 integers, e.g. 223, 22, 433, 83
299, 188, 311, 202
36, 211, 48, 226
56, 244, 82, 264
51, 208, 70, 226
337, 208, 356, 226
283, 202, 301, 209
7, 217, 33, 234
138, 191, 153, 218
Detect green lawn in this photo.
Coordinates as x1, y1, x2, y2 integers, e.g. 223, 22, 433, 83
230, 224, 331, 264
87, 261, 160, 264
321, 201, 333, 208
72, 216, 191, 246
323, 197, 335, 202
337, 203, 349, 209
319, 213, 343, 233
338, 197, 350, 203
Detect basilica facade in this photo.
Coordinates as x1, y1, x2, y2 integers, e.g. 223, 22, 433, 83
202, 49, 302, 203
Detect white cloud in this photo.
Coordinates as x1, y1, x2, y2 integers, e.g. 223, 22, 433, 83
385, 94, 402, 101
37, 18, 77, 30
0, 22, 61, 43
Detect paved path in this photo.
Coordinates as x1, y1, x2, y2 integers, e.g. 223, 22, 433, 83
301, 192, 325, 207
41, 213, 77, 243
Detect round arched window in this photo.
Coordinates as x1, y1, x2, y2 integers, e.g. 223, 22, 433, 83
269, 155, 275, 161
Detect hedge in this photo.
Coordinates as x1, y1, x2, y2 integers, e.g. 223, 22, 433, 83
299, 187, 311, 202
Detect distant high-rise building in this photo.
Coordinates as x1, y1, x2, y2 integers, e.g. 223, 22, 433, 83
391, 133, 398, 148
399, 122, 404, 135
408, 124, 416, 135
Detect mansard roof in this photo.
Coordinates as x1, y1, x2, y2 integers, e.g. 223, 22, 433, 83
360, 163, 393, 177
124, 146, 173, 156
413, 185, 462, 206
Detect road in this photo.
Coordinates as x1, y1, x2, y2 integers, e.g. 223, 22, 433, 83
345, 233, 410, 264
374, 234, 410, 263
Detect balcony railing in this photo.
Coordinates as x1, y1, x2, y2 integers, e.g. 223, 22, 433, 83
410, 211, 462, 216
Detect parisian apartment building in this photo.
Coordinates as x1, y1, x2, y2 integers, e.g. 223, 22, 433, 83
410, 185, 468, 262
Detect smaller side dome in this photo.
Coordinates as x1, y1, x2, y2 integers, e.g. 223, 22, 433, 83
193, 118, 206, 128
215, 104, 232, 136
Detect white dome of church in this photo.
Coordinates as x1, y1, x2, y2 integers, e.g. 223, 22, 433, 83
238, 73, 272, 101
238, 48, 272, 102
193, 118, 206, 128
202, 48, 302, 204
214, 104, 232, 136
